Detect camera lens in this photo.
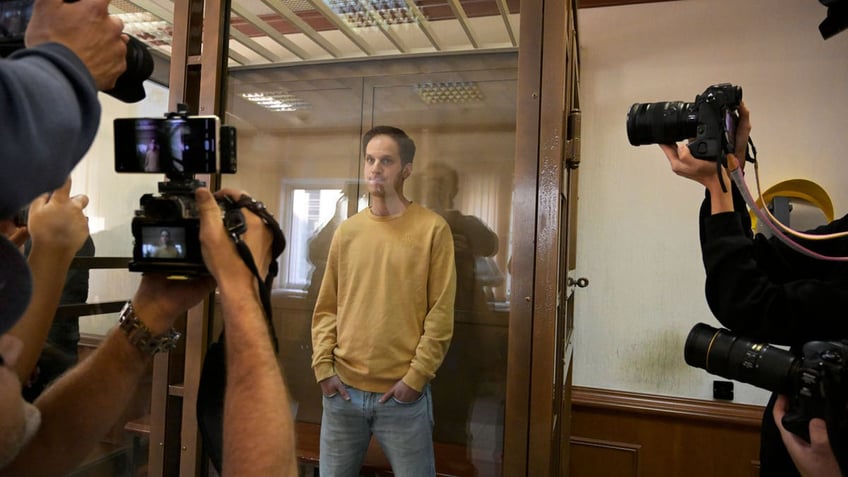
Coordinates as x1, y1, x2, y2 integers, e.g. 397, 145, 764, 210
626, 101, 698, 146
684, 323, 798, 395
104, 35, 153, 103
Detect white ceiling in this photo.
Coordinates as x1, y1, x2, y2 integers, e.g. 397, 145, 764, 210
112, 0, 520, 66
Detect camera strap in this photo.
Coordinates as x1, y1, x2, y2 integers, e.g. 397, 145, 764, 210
226, 194, 286, 351
718, 136, 758, 193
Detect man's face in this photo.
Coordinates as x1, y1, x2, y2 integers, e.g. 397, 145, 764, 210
0, 334, 41, 468
364, 135, 410, 199
159, 231, 170, 245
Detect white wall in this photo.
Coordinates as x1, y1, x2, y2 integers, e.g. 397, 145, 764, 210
574, 0, 848, 404
73, 83, 170, 335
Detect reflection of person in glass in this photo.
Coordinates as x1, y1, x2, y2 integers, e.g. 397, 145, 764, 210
151, 229, 181, 258
418, 162, 504, 473
419, 162, 500, 314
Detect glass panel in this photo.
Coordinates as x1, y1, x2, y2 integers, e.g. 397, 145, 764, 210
366, 69, 515, 476
224, 73, 367, 426
225, 53, 516, 476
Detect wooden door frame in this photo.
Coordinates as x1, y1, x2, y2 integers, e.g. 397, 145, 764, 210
505, 0, 576, 474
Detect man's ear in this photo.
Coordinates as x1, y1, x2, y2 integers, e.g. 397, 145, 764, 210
402, 163, 413, 179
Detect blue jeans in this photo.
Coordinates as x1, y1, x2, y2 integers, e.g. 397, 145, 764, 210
319, 384, 435, 477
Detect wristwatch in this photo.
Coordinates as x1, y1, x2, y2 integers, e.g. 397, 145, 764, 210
118, 301, 182, 355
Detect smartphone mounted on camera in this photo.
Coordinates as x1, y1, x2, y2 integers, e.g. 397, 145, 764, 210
113, 111, 238, 276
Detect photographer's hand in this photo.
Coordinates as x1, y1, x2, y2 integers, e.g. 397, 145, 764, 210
3, 179, 89, 382
196, 187, 273, 290
24, 0, 127, 91
773, 394, 843, 477
660, 144, 739, 215
27, 178, 89, 261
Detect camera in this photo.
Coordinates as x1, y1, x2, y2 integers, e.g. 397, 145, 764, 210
626, 83, 742, 161
0, 0, 153, 103
115, 110, 240, 275
685, 323, 848, 442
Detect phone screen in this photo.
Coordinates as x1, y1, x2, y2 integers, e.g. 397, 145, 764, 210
114, 117, 219, 174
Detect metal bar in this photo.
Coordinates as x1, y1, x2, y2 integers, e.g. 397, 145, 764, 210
125, 0, 172, 23
231, 2, 311, 59
403, 0, 442, 50
302, 0, 374, 55
230, 29, 280, 62
124, 0, 247, 64
445, 0, 480, 48
55, 301, 125, 319
359, 0, 408, 53
261, 0, 342, 57
493, 0, 516, 46
69, 257, 130, 269
226, 48, 250, 66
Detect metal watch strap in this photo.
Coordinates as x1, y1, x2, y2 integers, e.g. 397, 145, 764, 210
118, 301, 181, 355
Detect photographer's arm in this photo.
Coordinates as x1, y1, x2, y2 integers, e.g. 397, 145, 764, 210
196, 188, 297, 476
0, 275, 213, 477
0, 0, 126, 218
5, 180, 89, 383
662, 104, 848, 343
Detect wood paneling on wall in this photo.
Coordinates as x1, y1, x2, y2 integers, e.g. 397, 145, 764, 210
570, 386, 763, 477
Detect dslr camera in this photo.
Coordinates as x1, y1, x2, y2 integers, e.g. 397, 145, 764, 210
626, 83, 742, 161
685, 323, 848, 443
114, 109, 240, 275
1, 0, 154, 103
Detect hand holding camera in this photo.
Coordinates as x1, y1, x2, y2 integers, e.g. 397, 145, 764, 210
773, 394, 843, 477
24, 0, 127, 91
196, 188, 275, 290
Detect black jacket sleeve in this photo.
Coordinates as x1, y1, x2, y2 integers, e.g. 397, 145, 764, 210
699, 187, 848, 345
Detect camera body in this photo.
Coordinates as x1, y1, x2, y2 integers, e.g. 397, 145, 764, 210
685, 323, 848, 442
115, 112, 239, 276
129, 179, 245, 275
626, 83, 742, 161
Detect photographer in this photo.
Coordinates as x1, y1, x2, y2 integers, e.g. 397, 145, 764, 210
0, 0, 127, 219
660, 104, 848, 475
0, 187, 296, 476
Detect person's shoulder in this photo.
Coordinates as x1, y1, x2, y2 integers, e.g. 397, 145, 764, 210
409, 203, 450, 227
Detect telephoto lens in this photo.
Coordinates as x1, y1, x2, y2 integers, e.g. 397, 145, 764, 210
684, 323, 799, 396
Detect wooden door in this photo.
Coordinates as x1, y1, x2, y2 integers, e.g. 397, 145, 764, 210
506, 0, 580, 474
